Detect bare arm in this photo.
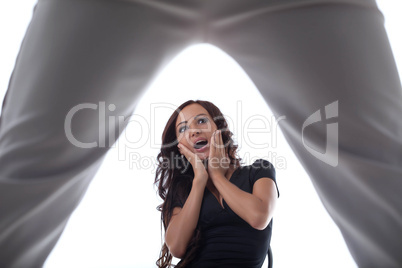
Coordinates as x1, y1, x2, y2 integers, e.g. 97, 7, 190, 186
208, 130, 278, 230
164, 178, 206, 258
212, 174, 278, 230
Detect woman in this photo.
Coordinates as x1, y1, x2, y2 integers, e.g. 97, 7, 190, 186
154, 100, 280, 267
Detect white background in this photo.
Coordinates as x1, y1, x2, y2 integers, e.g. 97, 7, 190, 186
0, 1, 401, 267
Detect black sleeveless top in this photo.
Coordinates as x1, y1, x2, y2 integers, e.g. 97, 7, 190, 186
174, 159, 280, 267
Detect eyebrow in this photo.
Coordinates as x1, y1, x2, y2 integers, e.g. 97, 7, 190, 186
176, 113, 208, 130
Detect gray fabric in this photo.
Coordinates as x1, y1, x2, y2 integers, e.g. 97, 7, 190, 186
0, 0, 401, 267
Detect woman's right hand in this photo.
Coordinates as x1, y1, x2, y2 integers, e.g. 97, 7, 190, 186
178, 143, 208, 185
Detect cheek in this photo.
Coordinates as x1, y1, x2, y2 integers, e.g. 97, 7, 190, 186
177, 135, 190, 146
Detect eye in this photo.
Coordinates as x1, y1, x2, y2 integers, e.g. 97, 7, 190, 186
197, 117, 208, 124
178, 125, 188, 133
178, 118, 208, 134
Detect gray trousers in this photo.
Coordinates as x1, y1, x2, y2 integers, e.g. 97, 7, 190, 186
0, 0, 401, 267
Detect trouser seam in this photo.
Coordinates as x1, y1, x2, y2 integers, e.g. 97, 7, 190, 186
212, 0, 384, 28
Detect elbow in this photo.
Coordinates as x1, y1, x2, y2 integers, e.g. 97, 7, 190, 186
165, 229, 185, 258
167, 243, 186, 259
165, 237, 187, 258
165, 225, 191, 258
250, 212, 273, 231
250, 218, 269, 231
250, 199, 277, 230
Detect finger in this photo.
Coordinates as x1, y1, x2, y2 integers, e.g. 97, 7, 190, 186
216, 130, 224, 155
218, 130, 224, 151
210, 131, 216, 156
178, 143, 192, 160
215, 129, 221, 147
219, 131, 229, 167
225, 153, 230, 168
222, 131, 230, 158
180, 143, 204, 167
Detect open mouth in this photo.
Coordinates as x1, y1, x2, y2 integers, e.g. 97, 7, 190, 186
194, 140, 208, 151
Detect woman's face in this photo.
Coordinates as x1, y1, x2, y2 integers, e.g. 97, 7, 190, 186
175, 103, 218, 160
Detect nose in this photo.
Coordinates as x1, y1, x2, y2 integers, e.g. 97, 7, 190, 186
191, 128, 200, 137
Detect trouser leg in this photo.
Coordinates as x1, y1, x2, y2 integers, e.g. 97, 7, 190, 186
0, 0, 199, 267
208, 1, 402, 266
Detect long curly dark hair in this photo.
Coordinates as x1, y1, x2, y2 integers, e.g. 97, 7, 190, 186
154, 100, 242, 268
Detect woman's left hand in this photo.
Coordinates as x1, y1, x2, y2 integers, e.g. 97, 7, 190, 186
208, 130, 230, 180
